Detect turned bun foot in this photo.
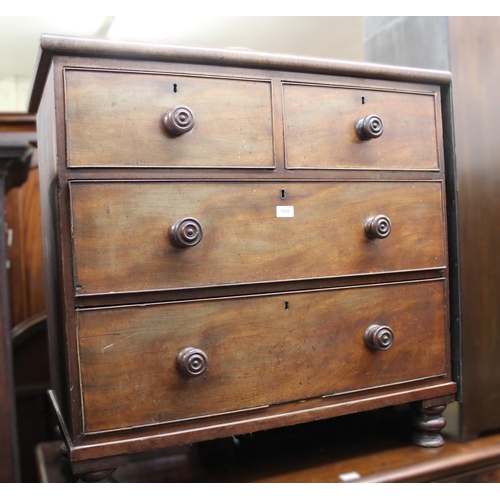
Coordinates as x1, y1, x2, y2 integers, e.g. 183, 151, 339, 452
411, 402, 447, 448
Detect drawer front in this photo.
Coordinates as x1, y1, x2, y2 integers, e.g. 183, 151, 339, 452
71, 182, 445, 295
283, 84, 440, 170
64, 69, 274, 168
70, 181, 446, 296
78, 280, 447, 433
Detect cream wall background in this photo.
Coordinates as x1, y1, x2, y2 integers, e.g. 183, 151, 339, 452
0, 16, 363, 112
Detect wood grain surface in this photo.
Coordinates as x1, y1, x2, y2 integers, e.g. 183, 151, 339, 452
29, 37, 459, 475
77, 280, 447, 433
6, 166, 46, 327
283, 83, 440, 170
64, 70, 274, 168
447, 16, 500, 440
70, 181, 446, 296
33, 416, 500, 483
364, 15, 498, 441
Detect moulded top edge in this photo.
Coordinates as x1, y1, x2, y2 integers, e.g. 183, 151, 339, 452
28, 34, 452, 113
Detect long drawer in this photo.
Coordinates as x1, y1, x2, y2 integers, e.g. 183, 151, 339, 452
77, 279, 447, 433
64, 69, 274, 168
283, 83, 440, 170
70, 181, 446, 296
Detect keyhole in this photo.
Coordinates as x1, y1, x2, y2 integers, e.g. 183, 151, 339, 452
281, 189, 287, 200
361, 96, 365, 104
285, 301, 290, 311
173, 83, 178, 93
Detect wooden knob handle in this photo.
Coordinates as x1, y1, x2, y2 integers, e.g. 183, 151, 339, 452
176, 347, 207, 376
163, 105, 195, 136
169, 218, 203, 247
365, 214, 391, 239
364, 324, 394, 351
356, 114, 384, 140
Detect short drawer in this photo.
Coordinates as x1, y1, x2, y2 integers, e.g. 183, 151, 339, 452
70, 181, 446, 296
77, 280, 448, 433
283, 83, 440, 170
64, 69, 274, 168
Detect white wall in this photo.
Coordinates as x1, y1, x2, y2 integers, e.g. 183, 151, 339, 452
0, 76, 31, 111
0, 16, 363, 112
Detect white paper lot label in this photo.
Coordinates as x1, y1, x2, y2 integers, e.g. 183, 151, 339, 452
276, 206, 294, 217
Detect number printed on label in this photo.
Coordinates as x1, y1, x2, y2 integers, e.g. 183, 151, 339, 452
276, 206, 294, 218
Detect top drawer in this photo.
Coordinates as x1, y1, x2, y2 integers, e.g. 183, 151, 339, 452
283, 83, 440, 170
64, 69, 274, 168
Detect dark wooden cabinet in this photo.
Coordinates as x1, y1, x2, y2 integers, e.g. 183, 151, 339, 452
0, 114, 55, 483
29, 35, 460, 480
364, 16, 500, 442
0, 116, 34, 482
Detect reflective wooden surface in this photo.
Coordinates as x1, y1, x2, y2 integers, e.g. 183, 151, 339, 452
36, 407, 500, 483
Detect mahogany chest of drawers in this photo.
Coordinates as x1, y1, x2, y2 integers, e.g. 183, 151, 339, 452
29, 35, 460, 480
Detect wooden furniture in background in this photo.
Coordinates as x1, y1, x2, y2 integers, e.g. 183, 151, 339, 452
35, 407, 500, 483
11, 311, 56, 483
29, 35, 460, 480
2, 114, 44, 329
0, 120, 33, 482
364, 16, 500, 441
1, 114, 53, 483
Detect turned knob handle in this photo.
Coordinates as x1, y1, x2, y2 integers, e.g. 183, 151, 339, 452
365, 214, 391, 239
364, 324, 394, 351
169, 218, 203, 247
163, 105, 195, 136
356, 114, 384, 140
176, 347, 207, 377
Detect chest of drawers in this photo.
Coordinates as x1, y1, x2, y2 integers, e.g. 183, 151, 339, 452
29, 35, 460, 480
